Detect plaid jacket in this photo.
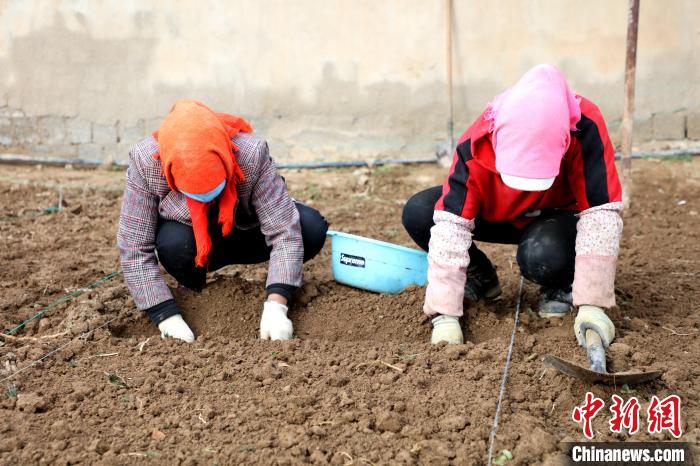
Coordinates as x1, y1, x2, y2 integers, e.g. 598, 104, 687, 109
117, 133, 303, 310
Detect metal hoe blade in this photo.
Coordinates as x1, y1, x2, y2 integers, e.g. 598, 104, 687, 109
543, 330, 663, 386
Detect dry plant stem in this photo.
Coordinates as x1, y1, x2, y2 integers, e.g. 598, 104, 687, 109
378, 360, 404, 372
662, 326, 697, 336
355, 359, 404, 376
136, 337, 151, 352
339, 451, 354, 464
87, 352, 119, 359
0, 331, 69, 342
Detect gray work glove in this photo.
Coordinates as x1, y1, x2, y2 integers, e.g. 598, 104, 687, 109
574, 305, 615, 348
158, 314, 195, 343
260, 301, 293, 340
430, 315, 464, 345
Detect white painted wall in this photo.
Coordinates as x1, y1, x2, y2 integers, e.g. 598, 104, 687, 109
1, 0, 698, 163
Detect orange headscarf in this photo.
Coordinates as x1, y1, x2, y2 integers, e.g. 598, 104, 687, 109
153, 99, 252, 267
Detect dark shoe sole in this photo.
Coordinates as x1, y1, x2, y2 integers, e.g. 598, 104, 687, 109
538, 306, 572, 318
465, 283, 503, 302
484, 284, 503, 300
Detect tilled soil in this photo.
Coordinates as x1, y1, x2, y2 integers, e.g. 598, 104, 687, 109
0, 159, 698, 465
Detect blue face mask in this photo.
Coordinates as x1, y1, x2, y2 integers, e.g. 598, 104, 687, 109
181, 180, 227, 203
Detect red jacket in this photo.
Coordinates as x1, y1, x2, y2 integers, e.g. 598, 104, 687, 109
435, 97, 622, 227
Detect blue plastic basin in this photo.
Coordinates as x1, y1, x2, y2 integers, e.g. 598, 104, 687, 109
326, 230, 428, 294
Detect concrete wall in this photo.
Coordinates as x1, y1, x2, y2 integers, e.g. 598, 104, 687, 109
0, 0, 698, 165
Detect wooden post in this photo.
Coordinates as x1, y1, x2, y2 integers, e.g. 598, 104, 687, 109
445, 0, 454, 154
621, 0, 640, 208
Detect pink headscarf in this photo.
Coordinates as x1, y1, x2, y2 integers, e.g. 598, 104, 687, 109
487, 64, 581, 182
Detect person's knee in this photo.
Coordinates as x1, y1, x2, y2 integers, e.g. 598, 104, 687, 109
401, 198, 420, 235
155, 221, 197, 270
517, 227, 574, 287
402, 187, 442, 250
297, 203, 329, 261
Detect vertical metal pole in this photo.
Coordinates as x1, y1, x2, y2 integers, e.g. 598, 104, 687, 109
621, 0, 640, 208
445, 0, 454, 153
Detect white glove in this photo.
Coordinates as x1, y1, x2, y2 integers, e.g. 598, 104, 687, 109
574, 305, 615, 348
158, 314, 195, 343
430, 315, 463, 345
260, 301, 293, 340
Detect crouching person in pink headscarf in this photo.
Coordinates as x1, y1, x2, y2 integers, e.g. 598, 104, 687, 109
402, 64, 622, 347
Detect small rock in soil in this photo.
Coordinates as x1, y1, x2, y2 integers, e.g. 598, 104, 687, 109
468, 347, 493, 362
0, 437, 22, 453
438, 415, 468, 432
445, 345, 467, 360
609, 342, 632, 357
327, 375, 349, 387
285, 409, 307, 425
88, 438, 109, 455
375, 411, 403, 433
514, 426, 558, 459
310, 425, 327, 437
15, 393, 46, 413
631, 351, 652, 365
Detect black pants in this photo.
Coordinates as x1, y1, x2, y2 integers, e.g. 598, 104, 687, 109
402, 186, 577, 289
155, 202, 328, 295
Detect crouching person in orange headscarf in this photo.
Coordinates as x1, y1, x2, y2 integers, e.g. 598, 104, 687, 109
117, 100, 328, 342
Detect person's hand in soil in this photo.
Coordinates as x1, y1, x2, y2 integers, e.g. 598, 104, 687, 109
158, 314, 195, 343
260, 295, 293, 340
574, 305, 615, 347
430, 315, 464, 344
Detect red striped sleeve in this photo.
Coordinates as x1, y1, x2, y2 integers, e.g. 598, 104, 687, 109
566, 99, 622, 211
435, 138, 480, 220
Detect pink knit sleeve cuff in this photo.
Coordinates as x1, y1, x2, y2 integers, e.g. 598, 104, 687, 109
423, 211, 474, 317
572, 255, 617, 308
575, 202, 623, 256
423, 258, 466, 317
